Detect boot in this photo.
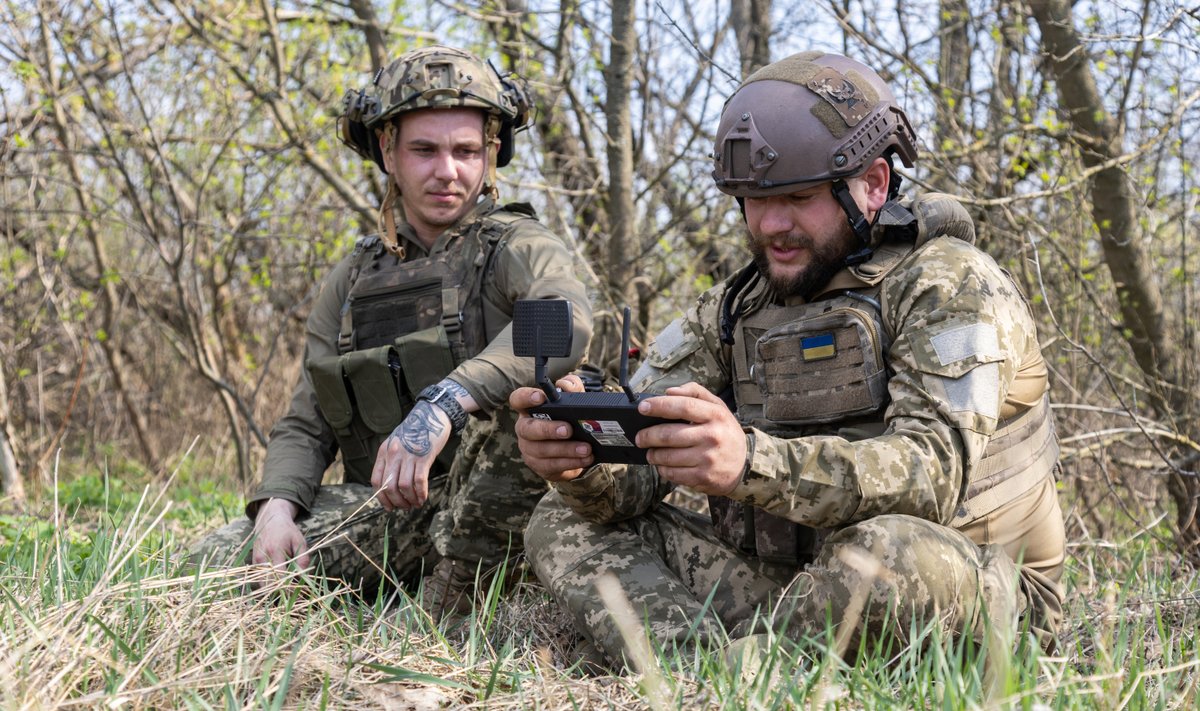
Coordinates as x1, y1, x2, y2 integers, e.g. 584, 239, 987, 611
423, 557, 477, 621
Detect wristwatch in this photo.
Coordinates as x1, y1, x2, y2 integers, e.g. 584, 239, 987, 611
417, 383, 469, 435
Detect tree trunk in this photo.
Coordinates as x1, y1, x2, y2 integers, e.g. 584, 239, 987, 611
1029, 0, 1199, 558
600, 0, 638, 331
604, 0, 638, 314
347, 0, 388, 72
931, 0, 970, 195
38, 9, 161, 467
731, 0, 772, 77
0, 363, 24, 502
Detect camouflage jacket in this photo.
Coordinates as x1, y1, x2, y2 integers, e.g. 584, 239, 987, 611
250, 198, 591, 516
552, 193, 1049, 531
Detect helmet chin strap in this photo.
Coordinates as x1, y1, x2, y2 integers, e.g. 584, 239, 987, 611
830, 179, 872, 266
483, 114, 502, 200
376, 123, 406, 258
377, 181, 406, 259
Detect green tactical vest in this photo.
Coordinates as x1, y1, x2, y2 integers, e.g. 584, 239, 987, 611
709, 194, 1058, 566
306, 203, 537, 484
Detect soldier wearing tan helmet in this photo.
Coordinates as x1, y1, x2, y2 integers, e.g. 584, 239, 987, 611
510, 51, 1065, 668
191, 45, 592, 616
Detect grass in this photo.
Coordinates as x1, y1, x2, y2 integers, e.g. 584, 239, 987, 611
1, 457, 1198, 709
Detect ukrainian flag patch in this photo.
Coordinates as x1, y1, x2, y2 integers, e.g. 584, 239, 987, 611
800, 333, 836, 361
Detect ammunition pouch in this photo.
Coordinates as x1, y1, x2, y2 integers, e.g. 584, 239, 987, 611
754, 305, 889, 425
708, 496, 825, 566
308, 341, 457, 484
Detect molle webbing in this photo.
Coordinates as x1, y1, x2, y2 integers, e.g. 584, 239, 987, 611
952, 393, 1058, 526
732, 287, 889, 430
312, 207, 529, 483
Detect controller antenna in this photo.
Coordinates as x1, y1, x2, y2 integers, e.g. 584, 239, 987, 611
619, 306, 636, 402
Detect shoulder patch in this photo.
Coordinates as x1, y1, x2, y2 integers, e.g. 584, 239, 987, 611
941, 363, 1000, 419
930, 322, 1001, 366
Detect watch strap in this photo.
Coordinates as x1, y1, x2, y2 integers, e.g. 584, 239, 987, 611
417, 383, 469, 436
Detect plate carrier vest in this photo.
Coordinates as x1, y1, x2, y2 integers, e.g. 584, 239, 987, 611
306, 203, 537, 483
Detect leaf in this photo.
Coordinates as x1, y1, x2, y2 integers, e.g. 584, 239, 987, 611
361, 662, 471, 691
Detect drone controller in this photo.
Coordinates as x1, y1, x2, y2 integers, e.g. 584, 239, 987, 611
512, 300, 681, 465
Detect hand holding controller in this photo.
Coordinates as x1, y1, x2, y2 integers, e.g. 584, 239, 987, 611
511, 300, 682, 465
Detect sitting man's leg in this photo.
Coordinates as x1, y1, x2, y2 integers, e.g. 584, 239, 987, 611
188, 482, 441, 593
525, 489, 793, 667
428, 407, 549, 617
774, 514, 1022, 656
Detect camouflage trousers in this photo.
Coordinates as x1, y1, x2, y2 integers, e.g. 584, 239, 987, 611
189, 407, 549, 593
526, 490, 1056, 666
187, 483, 442, 592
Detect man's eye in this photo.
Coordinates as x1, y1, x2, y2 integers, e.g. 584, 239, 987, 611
456, 148, 481, 158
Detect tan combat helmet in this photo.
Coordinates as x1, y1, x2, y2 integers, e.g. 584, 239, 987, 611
337, 45, 531, 253
712, 52, 918, 262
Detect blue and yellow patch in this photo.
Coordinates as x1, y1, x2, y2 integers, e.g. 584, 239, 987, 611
800, 333, 836, 361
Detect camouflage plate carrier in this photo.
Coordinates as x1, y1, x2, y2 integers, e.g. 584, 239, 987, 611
710, 194, 1059, 566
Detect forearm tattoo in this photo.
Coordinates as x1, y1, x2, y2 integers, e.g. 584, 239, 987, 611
441, 379, 470, 401
392, 401, 445, 456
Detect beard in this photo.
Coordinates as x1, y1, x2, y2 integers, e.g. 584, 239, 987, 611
747, 222, 857, 299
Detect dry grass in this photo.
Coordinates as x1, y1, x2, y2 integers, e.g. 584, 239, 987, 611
2, 455, 1199, 709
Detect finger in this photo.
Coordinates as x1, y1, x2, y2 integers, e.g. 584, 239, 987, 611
663, 381, 726, 405
251, 540, 270, 566
638, 392, 722, 424
379, 463, 405, 511
516, 433, 592, 479
645, 444, 703, 470
370, 449, 386, 491
519, 431, 592, 459
291, 536, 311, 569
295, 548, 311, 570
531, 453, 594, 475
555, 373, 586, 393
396, 459, 419, 510
516, 414, 575, 442
509, 386, 547, 412
412, 464, 429, 508
635, 421, 699, 449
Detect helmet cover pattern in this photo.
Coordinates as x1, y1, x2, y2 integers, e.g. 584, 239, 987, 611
338, 45, 530, 172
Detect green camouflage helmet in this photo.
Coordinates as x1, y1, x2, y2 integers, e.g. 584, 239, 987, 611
712, 51, 918, 198
338, 45, 531, 172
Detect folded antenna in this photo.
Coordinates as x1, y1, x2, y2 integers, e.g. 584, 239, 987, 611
534, 324, 560, 402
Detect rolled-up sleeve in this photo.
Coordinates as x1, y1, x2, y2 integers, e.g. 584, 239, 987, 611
449, 223, 592, 412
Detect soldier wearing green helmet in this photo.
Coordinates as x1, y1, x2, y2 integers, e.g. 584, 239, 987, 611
191, 45, 592, 616
510, 51, 1065, 668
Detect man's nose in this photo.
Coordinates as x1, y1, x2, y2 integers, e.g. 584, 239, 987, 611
432, 151, 458, 180
755, 202, 794, 237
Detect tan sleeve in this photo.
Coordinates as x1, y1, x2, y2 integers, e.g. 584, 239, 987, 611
449, 222, 593, 413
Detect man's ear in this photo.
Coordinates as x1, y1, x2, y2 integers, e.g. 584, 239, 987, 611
863, 157, 891, 212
